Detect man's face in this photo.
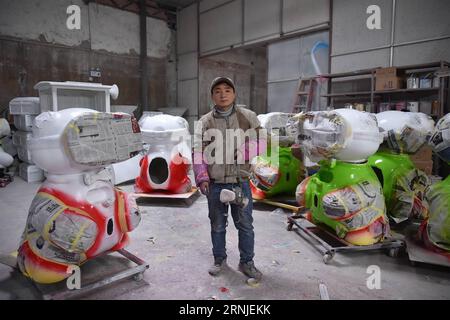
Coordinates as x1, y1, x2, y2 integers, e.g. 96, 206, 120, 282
212, 83, 235, 109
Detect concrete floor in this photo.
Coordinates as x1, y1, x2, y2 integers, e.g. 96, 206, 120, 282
0, 178, 449, 300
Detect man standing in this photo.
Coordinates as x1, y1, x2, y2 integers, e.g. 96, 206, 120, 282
193, 77, 266, 280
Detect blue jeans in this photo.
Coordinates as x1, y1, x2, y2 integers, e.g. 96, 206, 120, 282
207, 181, 255, 264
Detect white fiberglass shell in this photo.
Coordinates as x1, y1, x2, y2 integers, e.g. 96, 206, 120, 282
300, 109, 382, 162
136, 114, 191, 192
258, 112, 289, 133
0, 119, 14, 168
29, 108, 142, 174
44, 174, 121, 253
0, 119, 11, 137
29, 108, 99, 174
376, 111, 435, 153
17, 109, 142, 284
257, 112, 297, 138
376, 111, 435, 136
0, 147, 13, 169
429, 113, 450, 163
334, 108, 382, 162
139, 114, 191, 161
18, 158, 141, 284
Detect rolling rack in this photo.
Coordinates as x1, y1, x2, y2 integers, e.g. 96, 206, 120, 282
0, 249, 149, 300
287, 212, 405, 264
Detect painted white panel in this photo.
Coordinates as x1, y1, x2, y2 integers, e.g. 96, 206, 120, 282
267, 80, 298, 113
178, 79, 198, 116
0, 1, 171, 57
395, 0, 450, 43
0, 0, 89, 46
199, 0, 242, 54
199, 0, 233, 13
300, 31, 330, 76
177, 3, 198, 121
146, 17, 172, 58
283, 0, 330, 34
178, 52, 198, 80
244, 0, 280, 42
332, 0, 391, 56
393, 38, 450, 66
268, 38, 300, 81
177, 3, 198, 54
268, 31, 329, 114
90, 4, 139, 55
331, 48, 390, 73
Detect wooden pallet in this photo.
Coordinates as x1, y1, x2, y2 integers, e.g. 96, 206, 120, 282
134, 187, 200, 207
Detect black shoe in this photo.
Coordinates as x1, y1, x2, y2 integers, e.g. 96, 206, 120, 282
238, 261, 262, 280
208, 257, 226, 276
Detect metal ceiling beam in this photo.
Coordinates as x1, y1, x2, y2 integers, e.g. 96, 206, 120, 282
83, 0, 177, 29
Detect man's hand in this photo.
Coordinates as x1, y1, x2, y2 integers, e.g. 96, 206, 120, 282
199, 181, 210, 196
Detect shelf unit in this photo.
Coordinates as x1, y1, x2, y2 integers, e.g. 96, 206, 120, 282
320, 61, 449, 118
319, 61, 450, 177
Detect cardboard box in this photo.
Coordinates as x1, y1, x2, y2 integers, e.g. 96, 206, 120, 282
375, 67, 405, 76
375, 67, 405, 91
375, 76, 403, 91
410, 146, 433, 162
375, 67, 398, 77
410, 145, 433, 175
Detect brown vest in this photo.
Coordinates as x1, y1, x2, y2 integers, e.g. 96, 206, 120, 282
199, 106, 261, 184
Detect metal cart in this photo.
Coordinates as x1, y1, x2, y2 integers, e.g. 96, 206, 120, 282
0, 249, 149, 300
287, 213, 405, 264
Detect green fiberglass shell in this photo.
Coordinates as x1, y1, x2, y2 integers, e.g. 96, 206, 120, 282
420, 176, 450, 255
368, 151, 430, 223
296, 160, 390, 246
250, 146, 303, 199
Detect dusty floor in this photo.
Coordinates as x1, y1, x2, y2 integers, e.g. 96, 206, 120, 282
0, 178, 449, 300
